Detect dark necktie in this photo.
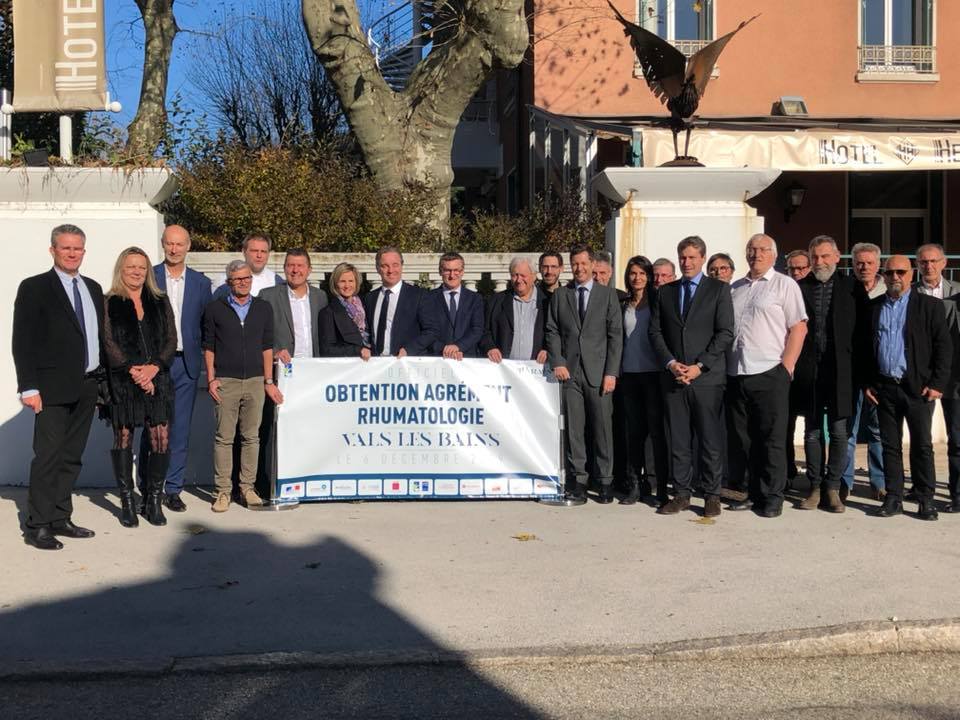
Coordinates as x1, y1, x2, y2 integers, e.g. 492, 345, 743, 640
375, 288, 391, 355
448, 291, 458, 325
73, 278, 89, 370
577, 286, 586, 324
681, 280, 693, 320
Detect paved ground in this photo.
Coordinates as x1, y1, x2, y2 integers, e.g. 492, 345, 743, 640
4, 653, 960, 719
1, 444, 958, 674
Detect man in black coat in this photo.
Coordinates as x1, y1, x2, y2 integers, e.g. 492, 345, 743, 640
865, 255, 952, 521
363, 245, 431, 357
417, 252, 485, 358
649, 236, 734, 517
794, 235, 861, 513
12, 224, 104, 550
481, 257, 548, 364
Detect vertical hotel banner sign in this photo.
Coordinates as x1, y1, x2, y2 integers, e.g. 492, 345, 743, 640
12, 0, 107, 111
275, 358, 563, 501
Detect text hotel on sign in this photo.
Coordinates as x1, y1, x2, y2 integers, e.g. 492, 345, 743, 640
56, 0, 100, 94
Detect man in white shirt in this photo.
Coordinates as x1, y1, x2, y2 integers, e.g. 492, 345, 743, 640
214, 233, 285, 298
725, 234, 807, 517
915, 243, 960, 512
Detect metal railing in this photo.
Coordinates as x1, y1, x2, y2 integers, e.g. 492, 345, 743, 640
858, 44, 937, 74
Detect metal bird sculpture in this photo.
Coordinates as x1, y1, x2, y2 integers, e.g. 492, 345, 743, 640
608, 2, 758, 165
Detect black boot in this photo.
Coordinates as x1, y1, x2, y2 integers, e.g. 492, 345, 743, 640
110, 448, 138, 528
144, 452, 170, 527
619, 479, 639, 505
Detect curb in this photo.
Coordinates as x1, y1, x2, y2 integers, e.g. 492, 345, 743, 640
2, 617, 959, 681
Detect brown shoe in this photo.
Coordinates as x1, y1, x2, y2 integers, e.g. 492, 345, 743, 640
211, 492, 231, 513
241, 488, 263, 508
825, 488, 845, 513
657, 496, 691, 515
704, 495, 722, 518
798, 487, 820, 510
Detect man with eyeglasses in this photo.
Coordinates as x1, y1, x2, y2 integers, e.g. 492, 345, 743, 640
794, 235, 861, 513
784, 250, 811, 282
203, 260, 283, 513
707, 253, 735, 284
418, 252, 484, 358
865, 255, 951, 521
652, 258, 677, 289
914, 243, 960, 513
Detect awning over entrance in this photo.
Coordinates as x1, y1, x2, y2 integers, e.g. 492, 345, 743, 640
639, 127, 960, 171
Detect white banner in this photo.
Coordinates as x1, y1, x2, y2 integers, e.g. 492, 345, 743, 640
642, 128, 960, 172
275, 358, 563, 501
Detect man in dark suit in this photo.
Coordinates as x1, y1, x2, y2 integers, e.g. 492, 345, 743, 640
545, 244, 623, 504
649, 236, 734, 517
914, 243, 960, 513
866, 255, 952, 521
364, 245, 431, 357
13, 224, 104, 550
418, 252, 484, 358
257, 249, 328, 497
794, 235, 861, 513
135, 225, 213, 512
481, 257, 548, 364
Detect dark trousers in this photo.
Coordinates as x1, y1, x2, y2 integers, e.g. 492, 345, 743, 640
803, 377, 849, 491
877, 379, 937, 501
726, 365, 790, 508
26, 377, 98, 530
942, 398, 960, 501
662, 378, 724, 498
140, 355, 198, 494
255, 398, 276, 499
563, 369, 613, 487
620, 371, 670, 499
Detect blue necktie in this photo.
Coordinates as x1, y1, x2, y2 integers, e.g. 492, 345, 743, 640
73, 278, 89, 370
448, 291, 458, 325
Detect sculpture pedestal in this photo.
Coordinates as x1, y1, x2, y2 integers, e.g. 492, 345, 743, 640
594, 167, 781, 281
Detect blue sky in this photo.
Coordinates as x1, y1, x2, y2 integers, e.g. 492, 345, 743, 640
105, 0, 392, 126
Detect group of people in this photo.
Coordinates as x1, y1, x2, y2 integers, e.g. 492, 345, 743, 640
11, 223, 958, 550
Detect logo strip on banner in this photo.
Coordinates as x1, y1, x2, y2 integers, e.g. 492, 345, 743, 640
275, 358, 563, 502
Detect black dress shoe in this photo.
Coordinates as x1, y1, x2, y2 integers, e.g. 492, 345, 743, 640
564, 483, 587, 505
597, 484, 615, 504
917, 500, 939, 521
50, 520, 95, 538
944, 498, 960, 513
727, 498, 753, 511
873, 498, 903, 518
163, 493, 187, 512
25, 527, 63, 550
761, 506, 782, 518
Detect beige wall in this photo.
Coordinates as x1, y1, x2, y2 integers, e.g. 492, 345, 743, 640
534, 0, 960, 119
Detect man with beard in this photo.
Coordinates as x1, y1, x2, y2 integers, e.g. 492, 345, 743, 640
794, 235, 861, 513
538, 251, 565, 295
866, 255, 951, 521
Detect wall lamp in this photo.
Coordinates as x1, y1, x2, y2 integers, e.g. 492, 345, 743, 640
783, 181, 806, 223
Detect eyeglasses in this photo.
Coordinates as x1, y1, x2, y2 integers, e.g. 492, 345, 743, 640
882, 269, 909, 277
708, 266, 732, 274
229, 275, 253, 283
787, 265, 809, 272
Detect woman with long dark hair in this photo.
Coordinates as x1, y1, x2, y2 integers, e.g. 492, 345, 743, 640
619, 255, 670, 506
103, 247, 177, 527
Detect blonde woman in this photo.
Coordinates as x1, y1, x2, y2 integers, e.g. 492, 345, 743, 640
318, 262, 372, 359
103, 247, 177, 527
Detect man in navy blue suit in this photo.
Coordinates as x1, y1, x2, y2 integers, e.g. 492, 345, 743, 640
364, 245, 432, 357
418, 252, 484, 359
140, 225, 212, 511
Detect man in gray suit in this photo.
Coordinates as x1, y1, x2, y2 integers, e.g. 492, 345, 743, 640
256, 248, 328, 496
545, 244, 623, 504
915, 243, 960, 512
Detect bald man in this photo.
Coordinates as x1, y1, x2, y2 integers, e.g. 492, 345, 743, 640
139, 225, 212, 511
865, 255, 951, 521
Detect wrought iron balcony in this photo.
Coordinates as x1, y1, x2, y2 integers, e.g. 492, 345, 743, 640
859, 44, 937, 74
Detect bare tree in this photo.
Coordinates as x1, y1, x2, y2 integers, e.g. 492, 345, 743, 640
302, 0, 529, 235
126, 0, 178, 157
188, 0, 343, 149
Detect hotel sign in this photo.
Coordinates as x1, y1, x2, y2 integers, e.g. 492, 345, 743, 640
642, 128, 960, 172
12, 0, 107, 112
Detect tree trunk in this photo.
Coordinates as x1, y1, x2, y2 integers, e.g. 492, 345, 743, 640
126, 0, 178, 158
302, 0, 528, 236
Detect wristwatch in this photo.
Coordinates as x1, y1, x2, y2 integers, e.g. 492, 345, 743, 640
264, 378, 275, 385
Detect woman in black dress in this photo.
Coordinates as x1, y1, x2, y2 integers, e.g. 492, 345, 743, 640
103, 247, 177, 527
318, 262, 373, 359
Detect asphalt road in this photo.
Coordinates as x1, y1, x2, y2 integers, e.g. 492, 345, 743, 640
3, 652, 959, 719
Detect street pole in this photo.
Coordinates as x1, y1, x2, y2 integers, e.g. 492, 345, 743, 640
0, 89, 11, 162
59, 115, 73, 164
